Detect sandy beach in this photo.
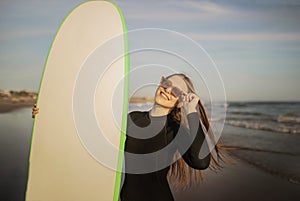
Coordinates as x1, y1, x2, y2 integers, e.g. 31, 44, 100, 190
173, 155, 300, 201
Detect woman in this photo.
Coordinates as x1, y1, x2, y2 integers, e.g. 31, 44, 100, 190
32, 73, 227, 201
118, 73, 227, 201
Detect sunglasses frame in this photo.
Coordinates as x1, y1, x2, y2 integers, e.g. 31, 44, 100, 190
159, 76, 185, 99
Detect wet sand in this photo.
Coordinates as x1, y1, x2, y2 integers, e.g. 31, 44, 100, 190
173, 155, 300, 201
172, 123, 300, 201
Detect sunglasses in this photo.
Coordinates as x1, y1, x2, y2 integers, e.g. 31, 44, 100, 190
160, 76, 185, 98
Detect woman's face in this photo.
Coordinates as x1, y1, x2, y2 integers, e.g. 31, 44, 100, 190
154, 75, 189, 108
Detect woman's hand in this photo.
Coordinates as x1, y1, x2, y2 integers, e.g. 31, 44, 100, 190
178, 93, 199, 114
32, 104, 39, 118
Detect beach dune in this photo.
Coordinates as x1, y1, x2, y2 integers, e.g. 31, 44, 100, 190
0, 89, 37, 113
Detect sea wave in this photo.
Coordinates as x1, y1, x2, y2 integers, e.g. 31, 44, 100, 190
229, 111, 265, 116
277, 115, 300, 124
226, 120, 300, 134
210, 117, 225, 122
228, 101, 300, 107
228, 110, 300, 124
204, 102, 228, 108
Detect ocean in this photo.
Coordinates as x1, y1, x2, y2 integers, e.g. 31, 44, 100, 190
130, 101, 300, 134
130, 101, 300, 184
226, 101, 300, 134
0, 102, 299, 200
223, 102, 300, 185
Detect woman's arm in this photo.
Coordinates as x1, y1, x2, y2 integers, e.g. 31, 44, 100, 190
177, 112, 211, 170
176, 92, 211, 170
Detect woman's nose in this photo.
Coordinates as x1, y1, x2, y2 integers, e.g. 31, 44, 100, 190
165, 87, 172, 94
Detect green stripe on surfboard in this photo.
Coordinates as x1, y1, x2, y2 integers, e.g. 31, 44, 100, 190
110, 1, 129, 201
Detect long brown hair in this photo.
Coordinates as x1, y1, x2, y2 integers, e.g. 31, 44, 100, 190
166, 73, 231, 190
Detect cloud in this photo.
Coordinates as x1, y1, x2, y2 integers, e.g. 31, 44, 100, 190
124, 0, 235, 21
182, 0, 233, 15
0, 28, 55, 42
185, 32, 300, 42
123, 0, 300, 35
0, 0, 82, 19
241, 0, 300, 6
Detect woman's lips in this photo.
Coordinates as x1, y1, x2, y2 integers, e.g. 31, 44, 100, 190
160, 91, 169, 100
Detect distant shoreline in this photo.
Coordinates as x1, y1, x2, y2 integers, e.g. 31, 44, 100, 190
129, 96, 154, 103
1, 88, 299, 114
0, 89, 156, 114
0, 90, 37, 113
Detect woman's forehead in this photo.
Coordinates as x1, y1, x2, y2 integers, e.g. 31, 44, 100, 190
168, 75, 188, 92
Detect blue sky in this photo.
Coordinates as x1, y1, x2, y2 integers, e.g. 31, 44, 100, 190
0, 0, 300, 101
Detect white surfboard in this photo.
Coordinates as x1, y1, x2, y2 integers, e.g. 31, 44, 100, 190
25, 1, 129, 201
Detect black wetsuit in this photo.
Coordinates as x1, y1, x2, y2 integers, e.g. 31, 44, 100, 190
120, 111, 211, 201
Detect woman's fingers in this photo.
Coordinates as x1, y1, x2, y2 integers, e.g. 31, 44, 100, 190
32, 108, 39, 112
182, 93, 199, 113
178, 93, 200, 111
32, 111, 39, 118
182, 93, 195, 102
32, 104, 39, 118
187, 93, 199, 103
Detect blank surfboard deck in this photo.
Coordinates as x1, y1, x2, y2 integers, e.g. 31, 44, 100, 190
25, 1, 129, 201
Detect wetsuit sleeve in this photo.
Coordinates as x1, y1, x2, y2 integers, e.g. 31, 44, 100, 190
176, 112, 211, 170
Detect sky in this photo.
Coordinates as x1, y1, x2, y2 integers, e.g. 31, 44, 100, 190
0, 0, 300, 101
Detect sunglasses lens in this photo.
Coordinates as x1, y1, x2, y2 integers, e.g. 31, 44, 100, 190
172, 87, 182, 97
160, 77, 171, 88
160, 77, 184, 98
